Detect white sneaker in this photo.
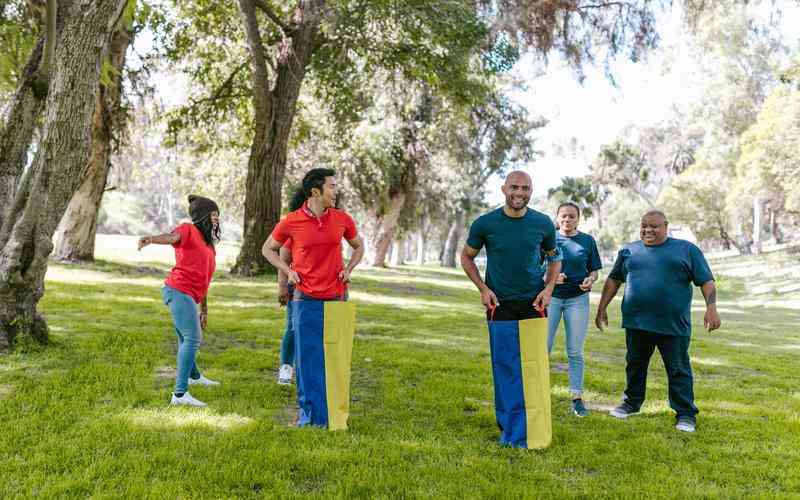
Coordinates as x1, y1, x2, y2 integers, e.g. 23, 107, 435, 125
675, 417, 696, 433
277, 364, 293, 385
170, 392, 207, 407
188, 375, 220, 386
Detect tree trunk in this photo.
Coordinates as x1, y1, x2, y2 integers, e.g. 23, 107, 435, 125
752, 196, 762, 255
370, 192, 406, 268
52, 91, 112, 262
416, 229, 426, 265
231, 0, 325, 276
771, 209, 784, 243
593, 204, 604, 230
0, 37, 46, 228
438, 221, 449, 264
53, 27, 131, 262
390, 237, 407, 267
719, 227, 732, 251
441, 210, 466, 268
0, 0, 128, 351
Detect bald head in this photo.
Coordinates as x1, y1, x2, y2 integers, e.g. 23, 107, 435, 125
501, 171, 532, 213
642, 209, 668, 223
504, 170, 532, 187
640, 209, 669, 246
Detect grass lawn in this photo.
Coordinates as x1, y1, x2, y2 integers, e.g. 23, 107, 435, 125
1, 235, 799, 498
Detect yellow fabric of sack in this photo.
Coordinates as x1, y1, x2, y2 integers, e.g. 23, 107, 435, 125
323, 301, 356, 431
518, 317, 552, 449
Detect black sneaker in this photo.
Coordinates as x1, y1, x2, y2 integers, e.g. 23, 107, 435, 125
609, 401, 639, 419
572, 398, 590, 417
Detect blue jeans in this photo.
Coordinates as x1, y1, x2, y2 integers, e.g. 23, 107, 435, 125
162, 286, 202, 394
280, 285, 295, 366
547, 293, 590, 396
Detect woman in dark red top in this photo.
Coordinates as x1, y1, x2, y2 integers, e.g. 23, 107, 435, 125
138, 195, 221, 407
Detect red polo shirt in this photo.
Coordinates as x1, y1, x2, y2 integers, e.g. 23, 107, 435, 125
271, 203, 357, 299
164, 223, 216, 303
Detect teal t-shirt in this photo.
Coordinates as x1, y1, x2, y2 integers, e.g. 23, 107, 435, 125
608, 238, 714, 337
553, 231, 602, 299
466, 207, 559, 301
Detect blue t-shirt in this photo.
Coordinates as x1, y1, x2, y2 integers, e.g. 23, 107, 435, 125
608, 238, 714, 337
466, 207, 560, 301
553, 231, 602, 299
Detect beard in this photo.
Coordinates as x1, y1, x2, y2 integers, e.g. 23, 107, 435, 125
506, 195, 529, 209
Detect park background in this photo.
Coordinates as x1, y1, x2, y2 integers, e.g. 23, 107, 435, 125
1, 0, 799, 497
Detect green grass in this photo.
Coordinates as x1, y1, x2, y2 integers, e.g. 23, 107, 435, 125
1, 235, 799, 498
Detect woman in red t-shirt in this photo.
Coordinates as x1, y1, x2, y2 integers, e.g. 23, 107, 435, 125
138, 195, 221, 408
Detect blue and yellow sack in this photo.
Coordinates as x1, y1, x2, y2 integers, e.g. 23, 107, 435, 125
487, 315, 551, 449
293, 298, 356, 430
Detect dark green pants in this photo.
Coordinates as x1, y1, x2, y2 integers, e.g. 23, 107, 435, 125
624, 329, 698, 419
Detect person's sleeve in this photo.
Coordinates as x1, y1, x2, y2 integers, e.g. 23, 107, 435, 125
608, 248, 628, 282
282, 237, 292, 249
588, 237, 602, 272
689, 244, 714, 286
465, 218, 485, 250
172, 223, 191, 248
542, 220, 561, 262
343, 213, 358, 240
271, 217, 290, 244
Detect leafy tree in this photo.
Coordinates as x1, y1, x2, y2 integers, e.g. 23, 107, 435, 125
733, 87, 800, 240
548, 175, 607, 220
685, 2, 789, 246
595, 187, 649, 252
591, 113, 702, 205
109, 97, 248, 235
0, 0, 133, 350
433, 84, 543, 267
0, 0, 40, 95
162, 0, 691, 274
52, 4, 136, 262
659, 161, 737, 249
162, 0, 489, 275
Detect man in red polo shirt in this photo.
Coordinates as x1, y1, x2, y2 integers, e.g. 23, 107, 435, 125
262, 168, 364, 428
263, 168, 364, 298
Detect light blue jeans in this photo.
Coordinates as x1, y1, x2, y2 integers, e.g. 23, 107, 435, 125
547, 293, 590, 397
162, 285, 203, 394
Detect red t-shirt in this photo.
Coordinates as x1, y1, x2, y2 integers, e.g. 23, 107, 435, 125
271, 203, 357, 299
164, 223, 216, 303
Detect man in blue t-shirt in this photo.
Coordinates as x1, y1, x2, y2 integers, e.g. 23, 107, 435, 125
595, 210, 721, 433
461, 171, 563, 319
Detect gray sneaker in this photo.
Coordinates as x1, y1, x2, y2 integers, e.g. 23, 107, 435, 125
675, 416, 696, 433
609, 401, 639, 419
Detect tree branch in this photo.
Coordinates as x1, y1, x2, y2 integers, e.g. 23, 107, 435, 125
42, 0, 57, 78
577, 2, 628, 10
253, 0, 291, 33
237, 0, 272, 118
209, 60, 250, 102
